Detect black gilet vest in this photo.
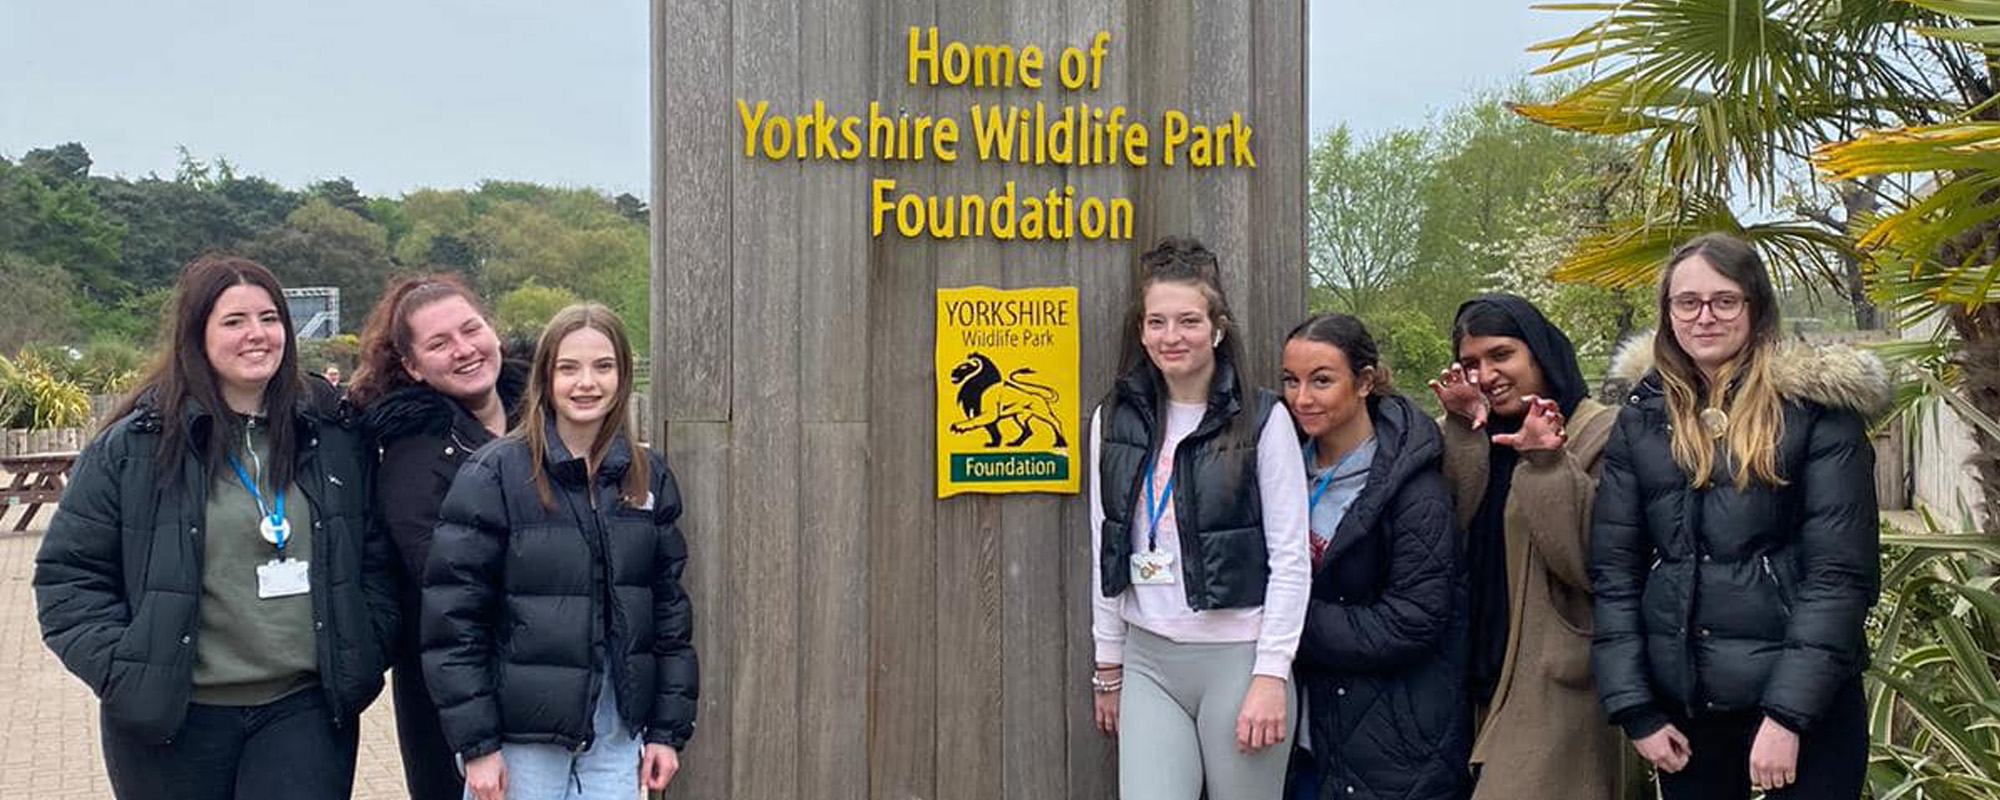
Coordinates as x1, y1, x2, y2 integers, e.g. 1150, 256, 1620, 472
1097, 365, 1278, 610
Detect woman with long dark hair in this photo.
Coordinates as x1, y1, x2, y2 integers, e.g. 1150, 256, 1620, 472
33, 254, 398, 800
349, 274, 527, 800
1282, 313, 1468, 800
1592, 233, 1885, 799
1089, 237, 1311, 800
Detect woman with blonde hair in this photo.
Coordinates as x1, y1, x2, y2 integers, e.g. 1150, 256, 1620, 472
1592, 233, 1886, 799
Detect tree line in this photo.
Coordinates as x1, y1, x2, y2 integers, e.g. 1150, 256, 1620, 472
0, 143, 651, 360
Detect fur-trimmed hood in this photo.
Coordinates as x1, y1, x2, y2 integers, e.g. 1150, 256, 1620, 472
1608, 333, 1892, 419
359, 359, 530, 445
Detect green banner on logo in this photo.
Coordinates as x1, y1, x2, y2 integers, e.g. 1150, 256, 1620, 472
949, 452, 1070, 483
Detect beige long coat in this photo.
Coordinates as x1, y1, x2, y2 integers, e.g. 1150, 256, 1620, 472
1442, 398, 1645, 800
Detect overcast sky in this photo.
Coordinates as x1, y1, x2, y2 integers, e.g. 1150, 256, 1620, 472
1, 1, 1579, 198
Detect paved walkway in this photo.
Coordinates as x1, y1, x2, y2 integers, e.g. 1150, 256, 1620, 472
0, 528, 409, 800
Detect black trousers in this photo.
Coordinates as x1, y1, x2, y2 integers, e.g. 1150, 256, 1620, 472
101, 687, 358, 800
1659, 679, 1868, 800
393, 653, 465, 800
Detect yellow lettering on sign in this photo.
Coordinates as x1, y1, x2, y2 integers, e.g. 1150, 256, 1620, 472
869, 181, 1132, 242
736, 99, 768, 157
906, 26, 1046, 88
1162, 110, 1187, 166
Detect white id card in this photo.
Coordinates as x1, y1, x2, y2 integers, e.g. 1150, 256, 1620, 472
257, 558, 311, 599
1130, 550, 1177, 585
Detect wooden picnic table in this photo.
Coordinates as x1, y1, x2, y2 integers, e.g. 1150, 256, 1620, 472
1, 451, 78, 531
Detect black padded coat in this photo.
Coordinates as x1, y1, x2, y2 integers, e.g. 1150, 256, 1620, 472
1295, 393, 1470, 800
33, 392, 398, 744
421, 418, 698, 759
1590, 340, 1887, 738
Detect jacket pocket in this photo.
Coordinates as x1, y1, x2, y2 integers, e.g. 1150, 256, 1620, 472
1544, 581, 1596, 689
1760, 556, 1793, 619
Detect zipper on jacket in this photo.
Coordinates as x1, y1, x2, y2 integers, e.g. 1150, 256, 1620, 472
289, 430, 348, 721
559, 483, 615, 749
1760, 556, 1792, 618
591, 479, 632, 730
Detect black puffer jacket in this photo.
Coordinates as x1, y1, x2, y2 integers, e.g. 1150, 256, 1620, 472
422, 418, 698, 758
1591, 340, 1887, 738
34, 392, 398, 743
1296, 393, 1469, 800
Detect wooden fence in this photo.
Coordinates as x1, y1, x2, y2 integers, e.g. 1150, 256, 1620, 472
0, 395, 119, 459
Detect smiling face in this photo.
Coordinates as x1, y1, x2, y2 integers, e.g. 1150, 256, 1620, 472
204, 283, 287, 404
400, 295, 503, 405
1140, 280, 1218, 388
1281, 338, 1371, 441
1667, 254, 1753, 378
1455, 334, 1547, 419
550, 327, 620, 433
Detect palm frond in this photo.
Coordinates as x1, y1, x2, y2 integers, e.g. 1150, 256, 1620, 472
1548, 196, 1851, 288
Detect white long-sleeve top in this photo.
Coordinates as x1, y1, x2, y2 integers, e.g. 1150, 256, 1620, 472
1089, 400, 1312, 678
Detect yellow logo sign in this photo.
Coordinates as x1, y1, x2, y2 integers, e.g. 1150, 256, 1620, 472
935, 286, 1080, 497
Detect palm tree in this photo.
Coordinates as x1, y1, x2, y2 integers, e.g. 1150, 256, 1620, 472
1512, 0, 2000, 524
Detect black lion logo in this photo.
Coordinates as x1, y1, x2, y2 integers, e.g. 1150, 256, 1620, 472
947, 352, 1068, 448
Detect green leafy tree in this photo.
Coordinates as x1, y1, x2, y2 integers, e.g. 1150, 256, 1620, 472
0, 158, 125, 296
1306, 125, 1433, 313
614, 192, 649, 225
93, 177, 262, 293
247, 197, 397, 332
495, 280, 583, 339
0, 252, 82, 353
20, 143, 92, 184
310, 177, 371, 220
471, 195, 650, 345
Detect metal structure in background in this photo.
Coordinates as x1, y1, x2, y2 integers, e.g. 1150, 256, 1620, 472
284, 287, 341, 340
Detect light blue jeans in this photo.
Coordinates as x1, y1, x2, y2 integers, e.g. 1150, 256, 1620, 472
476, 672, 640, 800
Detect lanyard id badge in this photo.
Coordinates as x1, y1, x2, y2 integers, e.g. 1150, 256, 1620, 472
227, 451, 308, 600
257, 558, 310, 599
226, 451, 292, 552
1129, 457, 1178, 585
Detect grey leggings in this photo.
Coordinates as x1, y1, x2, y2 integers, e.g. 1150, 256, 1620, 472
1120, 625, 1296, 800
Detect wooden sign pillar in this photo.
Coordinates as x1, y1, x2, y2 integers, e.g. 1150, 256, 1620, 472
651, 1, 1304, 797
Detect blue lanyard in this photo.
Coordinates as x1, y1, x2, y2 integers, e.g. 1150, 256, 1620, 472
1305, 438, 1374, 512
1308, 467, 1337, 511
1142, 457, 1175, 551
224, 451, 287, 553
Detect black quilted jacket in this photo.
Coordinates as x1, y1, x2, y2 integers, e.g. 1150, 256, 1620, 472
1294, 393, 1470, 800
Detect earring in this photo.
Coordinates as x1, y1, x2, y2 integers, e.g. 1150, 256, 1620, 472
1212, 331, 1223, 347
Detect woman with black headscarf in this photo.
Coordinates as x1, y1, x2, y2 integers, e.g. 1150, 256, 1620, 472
1429, 294, 1638, 800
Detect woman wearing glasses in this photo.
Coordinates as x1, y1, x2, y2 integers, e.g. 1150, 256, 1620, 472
1591, 233, 1886, 799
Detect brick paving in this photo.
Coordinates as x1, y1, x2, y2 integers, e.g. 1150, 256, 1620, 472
0, 527, 409, 800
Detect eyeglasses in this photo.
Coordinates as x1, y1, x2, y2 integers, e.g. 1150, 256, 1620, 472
1668, 292, 1746, 322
